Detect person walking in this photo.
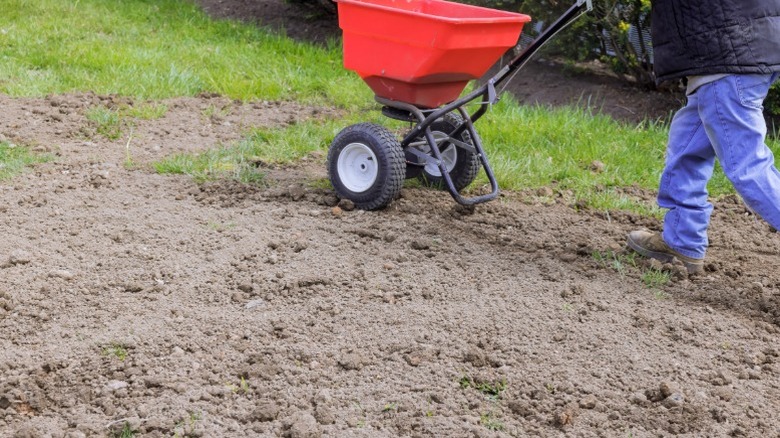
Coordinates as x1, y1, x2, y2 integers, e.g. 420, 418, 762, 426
627, 0, 780, 274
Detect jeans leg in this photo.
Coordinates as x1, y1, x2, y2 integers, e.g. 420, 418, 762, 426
658, 93, 716, 259
697, 74, 780, 231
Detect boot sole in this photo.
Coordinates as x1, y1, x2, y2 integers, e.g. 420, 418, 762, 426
626, 234, 676, 263
626, 234, 704, 274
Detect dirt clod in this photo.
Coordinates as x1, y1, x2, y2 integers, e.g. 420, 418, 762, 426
252, 400, 281, 422
553, 403, 579, 427
337, 199, 355, 211
578, 394, 597, 410
282, 412, 321, 438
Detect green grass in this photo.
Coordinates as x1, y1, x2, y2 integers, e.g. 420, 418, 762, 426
101, 342, 129, 361
154, 92, 772, 213
0, 142, 51, 180
153, 142, 267, 184
479, 411, 505, 431
126, 102, 168, 120
86, 102, 169, 142
642, 268, 672, 289
382, 402, 399, 413
85, 106, 123, 140
153, 117, 350, 183
0, 0, 368, 107
474, 97, 771, 212
174, 411, 202, 438
111, 422, 137, 438
592, 250, 637, 274
593, 249, 674, 289
2, 0, 780, 215
459, 375, 507, 399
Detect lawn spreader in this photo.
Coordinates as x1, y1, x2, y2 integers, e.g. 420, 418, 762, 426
328, 0, 592, 210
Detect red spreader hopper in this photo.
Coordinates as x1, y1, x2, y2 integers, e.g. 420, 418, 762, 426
337, 0, 531, 108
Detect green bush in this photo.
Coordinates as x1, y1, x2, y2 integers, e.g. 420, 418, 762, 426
461, 0, 655, 87
766, 83, 780, 123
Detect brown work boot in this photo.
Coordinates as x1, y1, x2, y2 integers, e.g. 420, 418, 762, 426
626, 230, 704, 275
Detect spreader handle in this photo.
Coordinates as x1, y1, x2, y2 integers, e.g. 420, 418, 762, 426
493, 0, 592, 89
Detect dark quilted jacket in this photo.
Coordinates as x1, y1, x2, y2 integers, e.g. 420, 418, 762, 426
650, 0, 780, 82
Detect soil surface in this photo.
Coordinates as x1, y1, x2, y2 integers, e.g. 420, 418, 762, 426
2, 2, 780, 438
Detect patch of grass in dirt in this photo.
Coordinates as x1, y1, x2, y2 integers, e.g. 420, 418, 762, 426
153, 117, 348, 182
124, 133, 139, 170
153, 146, 267, 185
479, 411, 505, 431
459, 375, 507, 400
206, 220, 237, 231
202, 103, 232, 120
86, 103, 168, 141
351, 401, 368, 427
233, 120, 337, 163
592, 250, 637, 275
225, 376, 250, 395
574, 188, 665, 219
173, 411, 202, 438
382, 402, 399, 413
642, 268, 672, 289
307, 177, 333, 190
126, 102, 168, 120
85, 106, 123, 140
101, 342, 129, 361
0, 141, 51, 180
593, 250, 675, 291
110, 422, 137, 438
652, 289, 670, 300
0, 0, 367, 107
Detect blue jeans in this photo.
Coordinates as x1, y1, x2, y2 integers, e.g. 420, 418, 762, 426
658, 73, 780, 259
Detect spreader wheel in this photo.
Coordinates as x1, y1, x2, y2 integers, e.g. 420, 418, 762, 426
412, 112, 480, 192
328, 123, 405, 210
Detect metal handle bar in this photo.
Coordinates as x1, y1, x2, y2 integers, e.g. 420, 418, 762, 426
494, 0, 593, 89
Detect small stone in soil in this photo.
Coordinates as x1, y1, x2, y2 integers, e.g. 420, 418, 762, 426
579, 394, 597, 409
337, 199, 355, 211
661, 392, 685, 408
245, 299, 265, 309
49, 269, 75, 280
8, 249, 32, 265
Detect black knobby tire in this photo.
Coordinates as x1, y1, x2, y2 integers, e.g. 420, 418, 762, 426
327, 123, 405, 210
413, 112, 480, 192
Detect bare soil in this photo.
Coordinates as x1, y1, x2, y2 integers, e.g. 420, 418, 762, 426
2, 2, 780, 438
